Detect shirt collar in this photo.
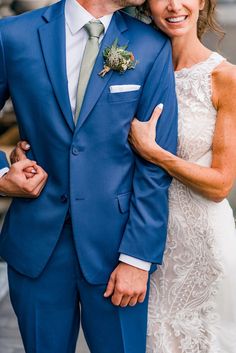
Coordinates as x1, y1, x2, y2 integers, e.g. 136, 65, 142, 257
65, 0, 113, 35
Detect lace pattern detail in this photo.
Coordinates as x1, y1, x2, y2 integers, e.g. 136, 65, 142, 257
174, 53, 223, 163
146, 53, 236, 353
147, 180, 224, 353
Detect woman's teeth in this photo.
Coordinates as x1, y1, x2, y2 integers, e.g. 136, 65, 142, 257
166, 16, 187, 23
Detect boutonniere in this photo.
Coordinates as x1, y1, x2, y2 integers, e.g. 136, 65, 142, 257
98, 38, 138, 78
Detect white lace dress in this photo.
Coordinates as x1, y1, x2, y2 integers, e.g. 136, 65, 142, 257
147, 52, 236, 353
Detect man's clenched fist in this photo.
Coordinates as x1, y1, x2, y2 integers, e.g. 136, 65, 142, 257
0, 159, 48, 198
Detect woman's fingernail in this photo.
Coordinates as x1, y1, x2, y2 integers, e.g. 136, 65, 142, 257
26, 144, 31, 149
31, 168, 37, 174
157, 103, 164, 110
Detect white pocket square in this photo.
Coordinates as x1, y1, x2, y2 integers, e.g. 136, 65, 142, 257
109, 85, 141, 93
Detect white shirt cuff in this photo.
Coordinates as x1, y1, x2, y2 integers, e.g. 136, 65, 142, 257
119, 254, 151, 271
0, 167, 9, 196
0, 167, 9, 178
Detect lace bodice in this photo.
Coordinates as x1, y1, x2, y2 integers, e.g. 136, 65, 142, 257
147, 53, 236, 353
174, 52, 224, 164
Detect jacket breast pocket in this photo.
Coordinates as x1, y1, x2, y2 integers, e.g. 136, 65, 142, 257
108, 90, 141, 104
117, 192, 132, 214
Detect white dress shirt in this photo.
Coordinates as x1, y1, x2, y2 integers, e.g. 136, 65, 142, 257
65, 0, 113, 117
0, 0, 151, 271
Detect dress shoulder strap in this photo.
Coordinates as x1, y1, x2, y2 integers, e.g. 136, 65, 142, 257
203, 52, 226, 74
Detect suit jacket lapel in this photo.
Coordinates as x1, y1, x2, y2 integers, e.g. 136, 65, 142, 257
75, 11, 129, 133
38, 1, 74, 132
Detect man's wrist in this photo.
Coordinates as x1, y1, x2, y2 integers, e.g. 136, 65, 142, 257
119, 254, 151, 271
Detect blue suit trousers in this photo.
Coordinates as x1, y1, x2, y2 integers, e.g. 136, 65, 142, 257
8, 222, 149, 353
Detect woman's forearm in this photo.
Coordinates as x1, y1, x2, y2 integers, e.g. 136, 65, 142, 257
151, 148, 232, 202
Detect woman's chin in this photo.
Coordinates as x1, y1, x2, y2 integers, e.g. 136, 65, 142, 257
159, 26, 190, 39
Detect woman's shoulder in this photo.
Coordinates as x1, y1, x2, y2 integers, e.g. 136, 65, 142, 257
213, 60, 236, 88
212, 59, 236, 107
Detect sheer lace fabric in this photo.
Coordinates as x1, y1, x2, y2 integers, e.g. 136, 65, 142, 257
147, 53, 236, 353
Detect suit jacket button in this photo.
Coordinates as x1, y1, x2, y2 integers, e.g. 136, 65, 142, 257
72, 147, 79, 155
60, 194, 68, 203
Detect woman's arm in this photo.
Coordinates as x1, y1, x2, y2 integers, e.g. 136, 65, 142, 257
129, 62, 236, 202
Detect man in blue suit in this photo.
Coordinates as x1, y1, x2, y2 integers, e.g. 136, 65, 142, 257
0, 0, 177, 352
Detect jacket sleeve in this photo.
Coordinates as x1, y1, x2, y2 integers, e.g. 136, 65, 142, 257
0, 152, 9, 170
0, 29, 10, 170
119, 38, 178, 264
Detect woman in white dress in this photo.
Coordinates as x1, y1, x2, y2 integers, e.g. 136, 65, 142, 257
129, 0, 236, 352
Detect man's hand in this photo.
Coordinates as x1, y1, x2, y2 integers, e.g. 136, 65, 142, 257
104, 263, 148, 307
0, 159, 48, 198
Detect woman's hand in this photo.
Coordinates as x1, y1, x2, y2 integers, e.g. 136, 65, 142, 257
10, 141, 36, 178
129, 104, 163, 162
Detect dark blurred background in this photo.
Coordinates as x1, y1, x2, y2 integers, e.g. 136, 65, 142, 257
0, 1, 235, 352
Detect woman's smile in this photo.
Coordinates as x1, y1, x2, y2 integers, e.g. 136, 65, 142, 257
165, 15, 188, 24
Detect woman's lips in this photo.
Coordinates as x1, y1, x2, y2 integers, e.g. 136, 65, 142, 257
166, 15, 188, 24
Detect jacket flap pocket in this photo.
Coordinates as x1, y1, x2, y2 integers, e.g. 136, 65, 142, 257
117, 192, 132, 214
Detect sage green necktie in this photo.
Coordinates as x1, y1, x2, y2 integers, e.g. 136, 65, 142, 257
74, 20, 105, 124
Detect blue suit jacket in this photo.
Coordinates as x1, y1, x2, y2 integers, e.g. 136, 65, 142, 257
0, 1, 178, 284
